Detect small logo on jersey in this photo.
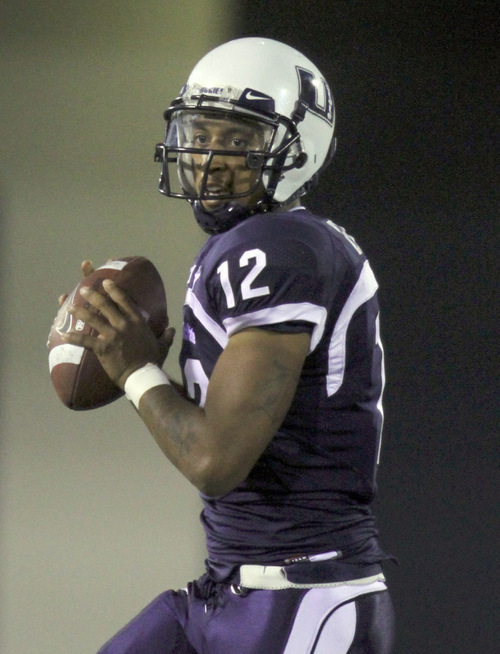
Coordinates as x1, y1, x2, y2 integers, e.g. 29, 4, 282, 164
183, 324, 196, 345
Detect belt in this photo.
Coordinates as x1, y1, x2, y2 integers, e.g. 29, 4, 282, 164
237, 563, 386, 591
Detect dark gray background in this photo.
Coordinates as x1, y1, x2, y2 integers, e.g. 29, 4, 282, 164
236, 2, 497, 652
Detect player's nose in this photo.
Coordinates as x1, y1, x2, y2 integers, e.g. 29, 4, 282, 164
207, 153, 230, 172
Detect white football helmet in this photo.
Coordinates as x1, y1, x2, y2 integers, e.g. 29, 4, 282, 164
155, 37, 336, 233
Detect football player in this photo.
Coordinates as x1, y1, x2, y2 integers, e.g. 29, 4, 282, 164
64, 37, 395, 653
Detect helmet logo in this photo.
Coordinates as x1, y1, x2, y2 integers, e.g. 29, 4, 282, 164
296, 67, 334, 126
239, 88, 275, 114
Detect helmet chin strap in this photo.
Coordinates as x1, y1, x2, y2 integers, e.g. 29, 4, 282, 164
191, 194, 275, 235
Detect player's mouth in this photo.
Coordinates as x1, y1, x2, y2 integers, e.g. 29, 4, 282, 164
204, 184, 230, 198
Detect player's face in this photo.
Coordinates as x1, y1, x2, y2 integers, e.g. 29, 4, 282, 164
179, 113, 273, 210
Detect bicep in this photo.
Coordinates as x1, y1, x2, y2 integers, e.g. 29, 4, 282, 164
203, 327, 310, 490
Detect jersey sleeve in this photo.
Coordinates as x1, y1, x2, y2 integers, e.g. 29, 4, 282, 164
207, 216, 334, 351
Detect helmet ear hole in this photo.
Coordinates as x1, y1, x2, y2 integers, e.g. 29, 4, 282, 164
295, 152, 308, 169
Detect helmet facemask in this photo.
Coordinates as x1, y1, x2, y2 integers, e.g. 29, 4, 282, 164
155, 105, 303, 232
158, 109, 276, 200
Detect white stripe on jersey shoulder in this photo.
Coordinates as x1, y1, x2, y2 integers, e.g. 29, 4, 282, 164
327, 260, 378, 396
223, 303, 327, 353
283, 578, 387, 654
185, 287, 228, 348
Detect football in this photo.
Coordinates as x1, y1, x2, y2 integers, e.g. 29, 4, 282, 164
47, 256, 168, 410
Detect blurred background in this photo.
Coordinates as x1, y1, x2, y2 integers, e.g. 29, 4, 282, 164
1, 1, 497, 652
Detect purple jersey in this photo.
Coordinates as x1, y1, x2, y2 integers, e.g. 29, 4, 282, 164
179, 207, 386, 566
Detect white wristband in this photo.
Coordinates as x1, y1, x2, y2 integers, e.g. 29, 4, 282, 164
124, 363, 170, 410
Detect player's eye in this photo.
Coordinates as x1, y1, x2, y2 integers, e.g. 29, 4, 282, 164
226, 134, 250, 150
193, 133, 209, 146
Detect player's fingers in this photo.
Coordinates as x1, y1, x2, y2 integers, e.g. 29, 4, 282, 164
61, 325, 117, 359
101, 279, 144, 321
75, 285, 131, 329
78, 282, 144, 332
65, 300, 112, 337
157, 327, 176, 364
57, 260, 93, 308
164, 326, 176, 348
81, 260, 95, 277
61, 328, 97, 350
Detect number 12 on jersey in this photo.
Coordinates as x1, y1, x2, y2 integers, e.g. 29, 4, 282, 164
217, 248, 270, 309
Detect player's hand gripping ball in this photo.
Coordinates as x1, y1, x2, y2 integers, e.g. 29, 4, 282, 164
47, 256, 168, 410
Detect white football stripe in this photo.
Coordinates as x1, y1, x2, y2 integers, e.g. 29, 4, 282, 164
96, 260, 128, 271
49, 344, 84, 372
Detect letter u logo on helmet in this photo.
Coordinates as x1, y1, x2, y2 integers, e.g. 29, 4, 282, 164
295, 67, 334, 126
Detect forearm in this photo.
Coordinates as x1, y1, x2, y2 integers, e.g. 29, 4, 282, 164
134, 375, 287, 496
135, 383, 216, 492
130, 330, 309, 496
